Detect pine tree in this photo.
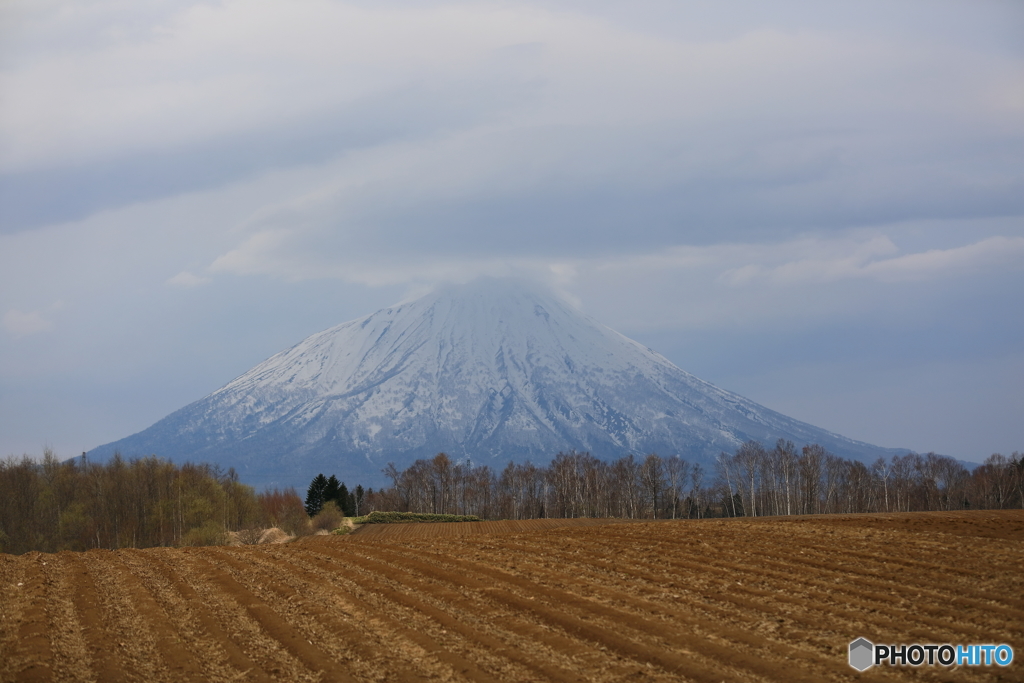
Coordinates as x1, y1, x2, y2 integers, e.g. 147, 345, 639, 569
324, 475, 340, 508
305, 473, 328, 517
338, 482, 354, 516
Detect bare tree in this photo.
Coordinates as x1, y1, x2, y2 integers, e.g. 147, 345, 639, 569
664, 456, 690, 519
797, 445, 822, 515
716, 452, 739, 518
639, 454, 665, 518
735, 441, 766, 517
689, 463, 705, 518
871, 457, 892, 512
771, 440, 798, 516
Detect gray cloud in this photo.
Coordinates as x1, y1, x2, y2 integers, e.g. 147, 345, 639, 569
1, 0, 1022, 462
4, 1, 1022, 246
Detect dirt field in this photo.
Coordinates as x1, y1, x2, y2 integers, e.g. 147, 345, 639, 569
2, 510, 1022, 682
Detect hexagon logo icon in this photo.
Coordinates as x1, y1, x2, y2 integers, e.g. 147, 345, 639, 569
849, 638, 874, 671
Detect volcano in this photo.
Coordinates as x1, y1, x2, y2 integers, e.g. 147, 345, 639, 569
90, 278, 901, 487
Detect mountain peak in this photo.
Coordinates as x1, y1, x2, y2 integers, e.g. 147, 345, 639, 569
91, 277, 900, 488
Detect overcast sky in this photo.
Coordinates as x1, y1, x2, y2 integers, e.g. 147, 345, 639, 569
2, 0, 1022, 466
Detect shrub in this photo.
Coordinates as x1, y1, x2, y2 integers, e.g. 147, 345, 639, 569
236, 527, 265, 545
258, 528, 293, 544
354, 511, 482, 524
180, 521, 228, 547
311, 500, 345, 532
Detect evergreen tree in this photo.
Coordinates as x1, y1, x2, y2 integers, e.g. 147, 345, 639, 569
305, 473, 328, 517
338, 482, 355, 516
324, 475, 341, 508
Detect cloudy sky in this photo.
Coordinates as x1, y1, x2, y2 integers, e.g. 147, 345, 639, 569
2, 0, 1022, 465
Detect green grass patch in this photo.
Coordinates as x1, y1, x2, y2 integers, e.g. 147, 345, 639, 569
350, 511, 482, 525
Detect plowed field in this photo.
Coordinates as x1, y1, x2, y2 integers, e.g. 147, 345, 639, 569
2, 510, 1022, 682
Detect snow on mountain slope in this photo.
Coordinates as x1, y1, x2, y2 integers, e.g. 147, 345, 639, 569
90, 278, 903, 488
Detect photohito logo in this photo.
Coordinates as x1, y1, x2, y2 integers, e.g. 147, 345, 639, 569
849, 638, 1014, 671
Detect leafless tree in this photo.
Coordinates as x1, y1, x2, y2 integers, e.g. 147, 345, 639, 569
664, 456, 690, 519
639, 454, 665, 518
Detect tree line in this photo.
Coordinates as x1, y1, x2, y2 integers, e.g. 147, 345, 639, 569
356, 444, 1023, 520
6, 443, 1021, 554
714, 442, 1023, 517
0, 451, 308, 554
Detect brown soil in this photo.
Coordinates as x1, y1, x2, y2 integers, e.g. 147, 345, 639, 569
2, 511, 1022, 682
346, 516, 642, 540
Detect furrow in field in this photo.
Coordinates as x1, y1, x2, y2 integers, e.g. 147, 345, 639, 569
137, 549, 275, 683
486, 533, 879, 638
536, 523, 1021, 681
0, 555, 22, 670
579, 526, 1024, 633
84, 551, 186, 682
718, 529, 1024, 611
117, 549, 263, 683
153, 549, 318, 682
171, 549, 351, 683
202, 545, 463, 682
595, 522, 988, 587
539, 524, 1022, 643
40, 553, 94, 683
564, 536, 1010, 640
643, 520, 1024, 611
781, 546, 1024, 613
97, 552, 207, 682
199, 546, 436, 683
727, 530, 1024, 623
0, 554, 53, 683
232, 547, 445, 683
752, 551, 1024, 629
297, 542, 660, 682
466, 532, 1001, 679
767, 534, 979, 568
235, 543, 557, 682
343, 540, 815, 683
401, 540, 921, 683
380, 532, 1003, 683
317, 545, 661, 682
64, 552, 130, 682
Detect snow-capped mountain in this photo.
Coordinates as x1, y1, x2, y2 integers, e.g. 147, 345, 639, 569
90, 278, 902, 488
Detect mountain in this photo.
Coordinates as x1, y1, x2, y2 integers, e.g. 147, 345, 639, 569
89, 278, 903, 488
